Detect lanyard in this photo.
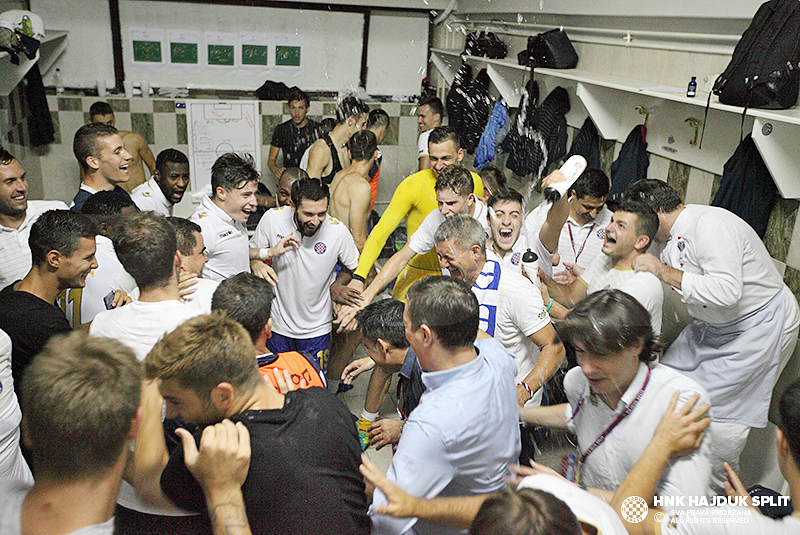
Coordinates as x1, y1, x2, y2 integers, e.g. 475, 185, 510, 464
573, 368, 651, 464
567, 223, 594, 263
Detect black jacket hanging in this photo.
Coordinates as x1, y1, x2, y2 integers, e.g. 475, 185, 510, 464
445, 63, 473, 148
607, 125, 649, 210
711, 134, 777, 237
566, 116, 601, 171
21, 64, 54, 147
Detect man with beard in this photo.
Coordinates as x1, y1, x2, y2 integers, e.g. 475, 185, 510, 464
0, 148, 67, 290
250, 178, 358, 374
132, 149, 190, 217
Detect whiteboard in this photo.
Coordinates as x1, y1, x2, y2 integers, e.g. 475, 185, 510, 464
187, 100, 261, 197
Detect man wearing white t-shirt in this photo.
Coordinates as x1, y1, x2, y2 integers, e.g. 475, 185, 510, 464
89, 212, 203, 531
62, 190, 138, 327
341, 165, 491, 329
525, 168, 611, 284
168, 217, 217, 314
484, 187, 539, 274
521, 290, 712, 499
0, 150, 68, 290
250, 178, 359, 374
539, 194, 664, 334
416, 96, 443, 171
434, 214, 565, 408
190, 152, 265, 281
627, 178, 800, 495
131, 148, 190, 217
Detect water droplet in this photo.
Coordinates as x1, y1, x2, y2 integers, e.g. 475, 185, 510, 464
540, 0, 544, 8
517, 13, 524, 23
423, 0, 429, 5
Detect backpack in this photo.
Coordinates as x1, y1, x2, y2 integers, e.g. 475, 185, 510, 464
711, 134, 778, 238
713, 0, 800, 109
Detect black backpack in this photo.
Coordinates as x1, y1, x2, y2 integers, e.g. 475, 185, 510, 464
713, 0, 800, 109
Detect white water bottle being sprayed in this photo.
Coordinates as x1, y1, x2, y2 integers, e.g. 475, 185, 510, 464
543, 155, 587, 203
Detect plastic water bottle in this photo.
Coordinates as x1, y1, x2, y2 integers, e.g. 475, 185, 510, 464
522, 248, 540, 284
687, 76, 697, 98
543, 155, 587, 203
54, 68, 65, 94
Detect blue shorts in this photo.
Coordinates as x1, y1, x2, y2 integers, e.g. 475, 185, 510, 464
266, 332, 331, 374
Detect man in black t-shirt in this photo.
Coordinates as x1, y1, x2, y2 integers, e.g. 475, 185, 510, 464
0, 210, 97, 389
267, 87, 320, 180
133, 313, 370, 535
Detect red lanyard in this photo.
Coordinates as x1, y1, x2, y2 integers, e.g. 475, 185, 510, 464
573, 368, 651, 463
567, 223, 594, 263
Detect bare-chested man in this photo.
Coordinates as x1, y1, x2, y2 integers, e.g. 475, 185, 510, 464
328, 130, 378, 252
306, 96, 369, 185
90, 101, 156, 193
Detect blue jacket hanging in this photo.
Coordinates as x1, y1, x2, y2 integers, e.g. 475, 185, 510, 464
474, 98, 508, 170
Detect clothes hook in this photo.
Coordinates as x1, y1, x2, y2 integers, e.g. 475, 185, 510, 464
635, 105, 649, 127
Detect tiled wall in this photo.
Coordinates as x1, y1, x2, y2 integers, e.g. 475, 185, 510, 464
37, 95, 423, 218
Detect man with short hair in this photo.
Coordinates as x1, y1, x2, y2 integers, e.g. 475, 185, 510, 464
0, 148, 67, 290
525, 168, 612, 282
434, 214, 564, 408
0, 331, 142, 535
306, 95, 369, 184
189, 152, 264, 281
0, 330, 252, 535
167, 216, 217, 314
347, 127, 484, 302
342, 298, 423, 450
90, 212, 201, 360
89, 211, 203, 531
267, 87, 320, 180
275, 167, 308, 208
90, 101, 156, 193
131, 148, 190, 217
211, 272, 324, 390
484, 187, 528, 273
64, 190, 137, 326
329, 130, 378, 252
0, 210, 96, 387
340, 165, 490, 330
416, 96, 443, 171
134, 313, 371, 534
70, 122, 136, 213
370, 276, 520, 535
626, 178, 800, 494
520, 290, 712, 499
537, 189, 664, 333
367, 108, 390, 211
250, 178, 359, 374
